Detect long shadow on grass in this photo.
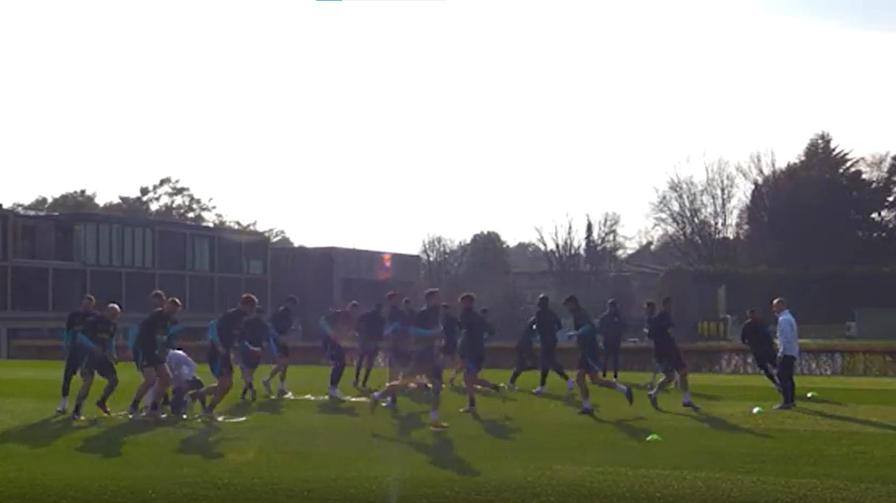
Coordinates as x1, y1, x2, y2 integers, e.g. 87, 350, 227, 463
372, 432, 480, 477
470, 412, 520, 441
584, 414, 653, 443
795, 407, 896, 432
221, 400, 253, 418
76, 418, 172, 458
317, 400, 359, 417
659, 409, 771, 438
393, 410, 427, 438
256, 398, 285, 415
0, 416, 86, 449
177, 423, 226, 460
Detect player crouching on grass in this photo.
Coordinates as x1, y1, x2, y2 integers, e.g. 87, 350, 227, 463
645, 297, 700, 412
72, 303, 122, 420
561, 295, 634, 415
166, 347, 206, 417
239, 307, 271, 401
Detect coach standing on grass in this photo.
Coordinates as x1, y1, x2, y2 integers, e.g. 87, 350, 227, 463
772, 298, 799, 410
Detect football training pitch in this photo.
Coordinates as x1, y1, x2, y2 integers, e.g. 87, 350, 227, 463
0, 361, 894, 502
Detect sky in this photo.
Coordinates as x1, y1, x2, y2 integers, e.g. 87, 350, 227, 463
1, 1, 894, 254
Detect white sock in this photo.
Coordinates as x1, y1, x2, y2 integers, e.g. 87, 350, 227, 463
683, 391, 692, 402
583, 398, 591, 409
278, 381, 286, 391
615, 383, 626, 393
59, 397, 68, 409
430, 410, 439, 422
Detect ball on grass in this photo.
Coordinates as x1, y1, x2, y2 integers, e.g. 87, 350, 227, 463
752, 406, 764, 415
645, 433, 662, 442
806, 391, 818, 399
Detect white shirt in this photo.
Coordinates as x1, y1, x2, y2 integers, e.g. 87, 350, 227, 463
776, 309, 799, 358
166, 349, 198, 388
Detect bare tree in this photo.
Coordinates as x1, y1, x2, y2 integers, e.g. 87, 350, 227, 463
584, 212, 625, 273
420, 235, 466, 287
651, 159, 740, 267
535, 217, 582, 274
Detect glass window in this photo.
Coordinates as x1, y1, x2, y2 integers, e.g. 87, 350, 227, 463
83, 223, 97, 265
111, 224, 122, 266
98, 224, 110, 266
191, 235, 211, 272
133, 227, 143, 267
144, 229, 154, 268
123, 227, 133, 267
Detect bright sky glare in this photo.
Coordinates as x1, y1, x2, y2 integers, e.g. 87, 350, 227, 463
1, 1, 894, 254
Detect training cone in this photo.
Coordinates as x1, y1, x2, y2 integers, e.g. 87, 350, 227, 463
752, 406, 764, 415
645, 433, 662, 442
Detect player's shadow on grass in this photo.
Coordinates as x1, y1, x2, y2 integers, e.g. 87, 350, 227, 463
535, 392, 578, 409
471, 412, 520, 441
0, 415, 84, 449
256, 398, 285, 415
221, 400, 253, 418
177, 423, 225, 460
582, 414, 652, 442
372, 432, 480, 477
317, 400, 360, 417
660, 410, 771, 438
394, 411, 427, 437
795, 407, 896, 432
76, 418, 170, 458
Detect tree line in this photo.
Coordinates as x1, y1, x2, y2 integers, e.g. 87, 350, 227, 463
7, 177, 293, 246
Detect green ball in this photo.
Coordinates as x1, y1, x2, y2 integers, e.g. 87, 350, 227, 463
645, 433, 662, 442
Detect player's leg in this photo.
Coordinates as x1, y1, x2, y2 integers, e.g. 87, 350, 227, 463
776, 355, 796, 408
428, 361, 448, 429
129, 366, 158, 416
148, 364, 172, 416
58, 346, 83, 413
610, 340, 621, 380
72, 366, 95, 420
95, 359, 118, 415
362, 347, 377, 388
576, 368, 592, 414
589, 369, 633, 405
328, 343, 348, 399
647, 365, 676, 410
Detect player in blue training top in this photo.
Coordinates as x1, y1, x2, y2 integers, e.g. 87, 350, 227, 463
263, 295, 299, 397
57, 294, 97, 415
71, 303, 122, 420
562, 295, 634, 415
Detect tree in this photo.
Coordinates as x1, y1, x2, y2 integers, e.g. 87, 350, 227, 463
11, 190, 99, 214
584, 212, 625, 273
462, 231, 510, 279
420, 235, 466, 287
743, 133, 892, 267
508, 241, 544, 271
535, 217, 583, 274
651, 159, 740, 267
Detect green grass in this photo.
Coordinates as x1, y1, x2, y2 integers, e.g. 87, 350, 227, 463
1, 361, 894, 502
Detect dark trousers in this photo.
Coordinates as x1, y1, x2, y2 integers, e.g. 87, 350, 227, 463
602, 337, 621, 378
328, 343, 346, 388
509, 350, 538, 385
778, 355, 796, 404
354, 344, 378, 386
539, 343, 569, 387
61, 347, 84, 398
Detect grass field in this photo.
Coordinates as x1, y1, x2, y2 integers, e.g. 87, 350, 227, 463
0, 360, 894, 502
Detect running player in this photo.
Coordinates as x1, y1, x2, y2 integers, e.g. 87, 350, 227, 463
382, 292, 410, 407
740, 308, 779, 389
354, 303, 385, 390
202, 294, 258, 417
508, 322, 539, 390
320, 301, 360, 400
263, 296, 298, 397
239, 307, 270, 401
442, 303, 463, 386
127, 297, 182, 418
458, 294, 502, 414
562, 295, 633, 415
71, 303, 122, 420
597, 299, 626, 380
373, 289, 448, 430
530, 295, 574, 395
57, 294, 97, 414
645, 297, 700, 411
